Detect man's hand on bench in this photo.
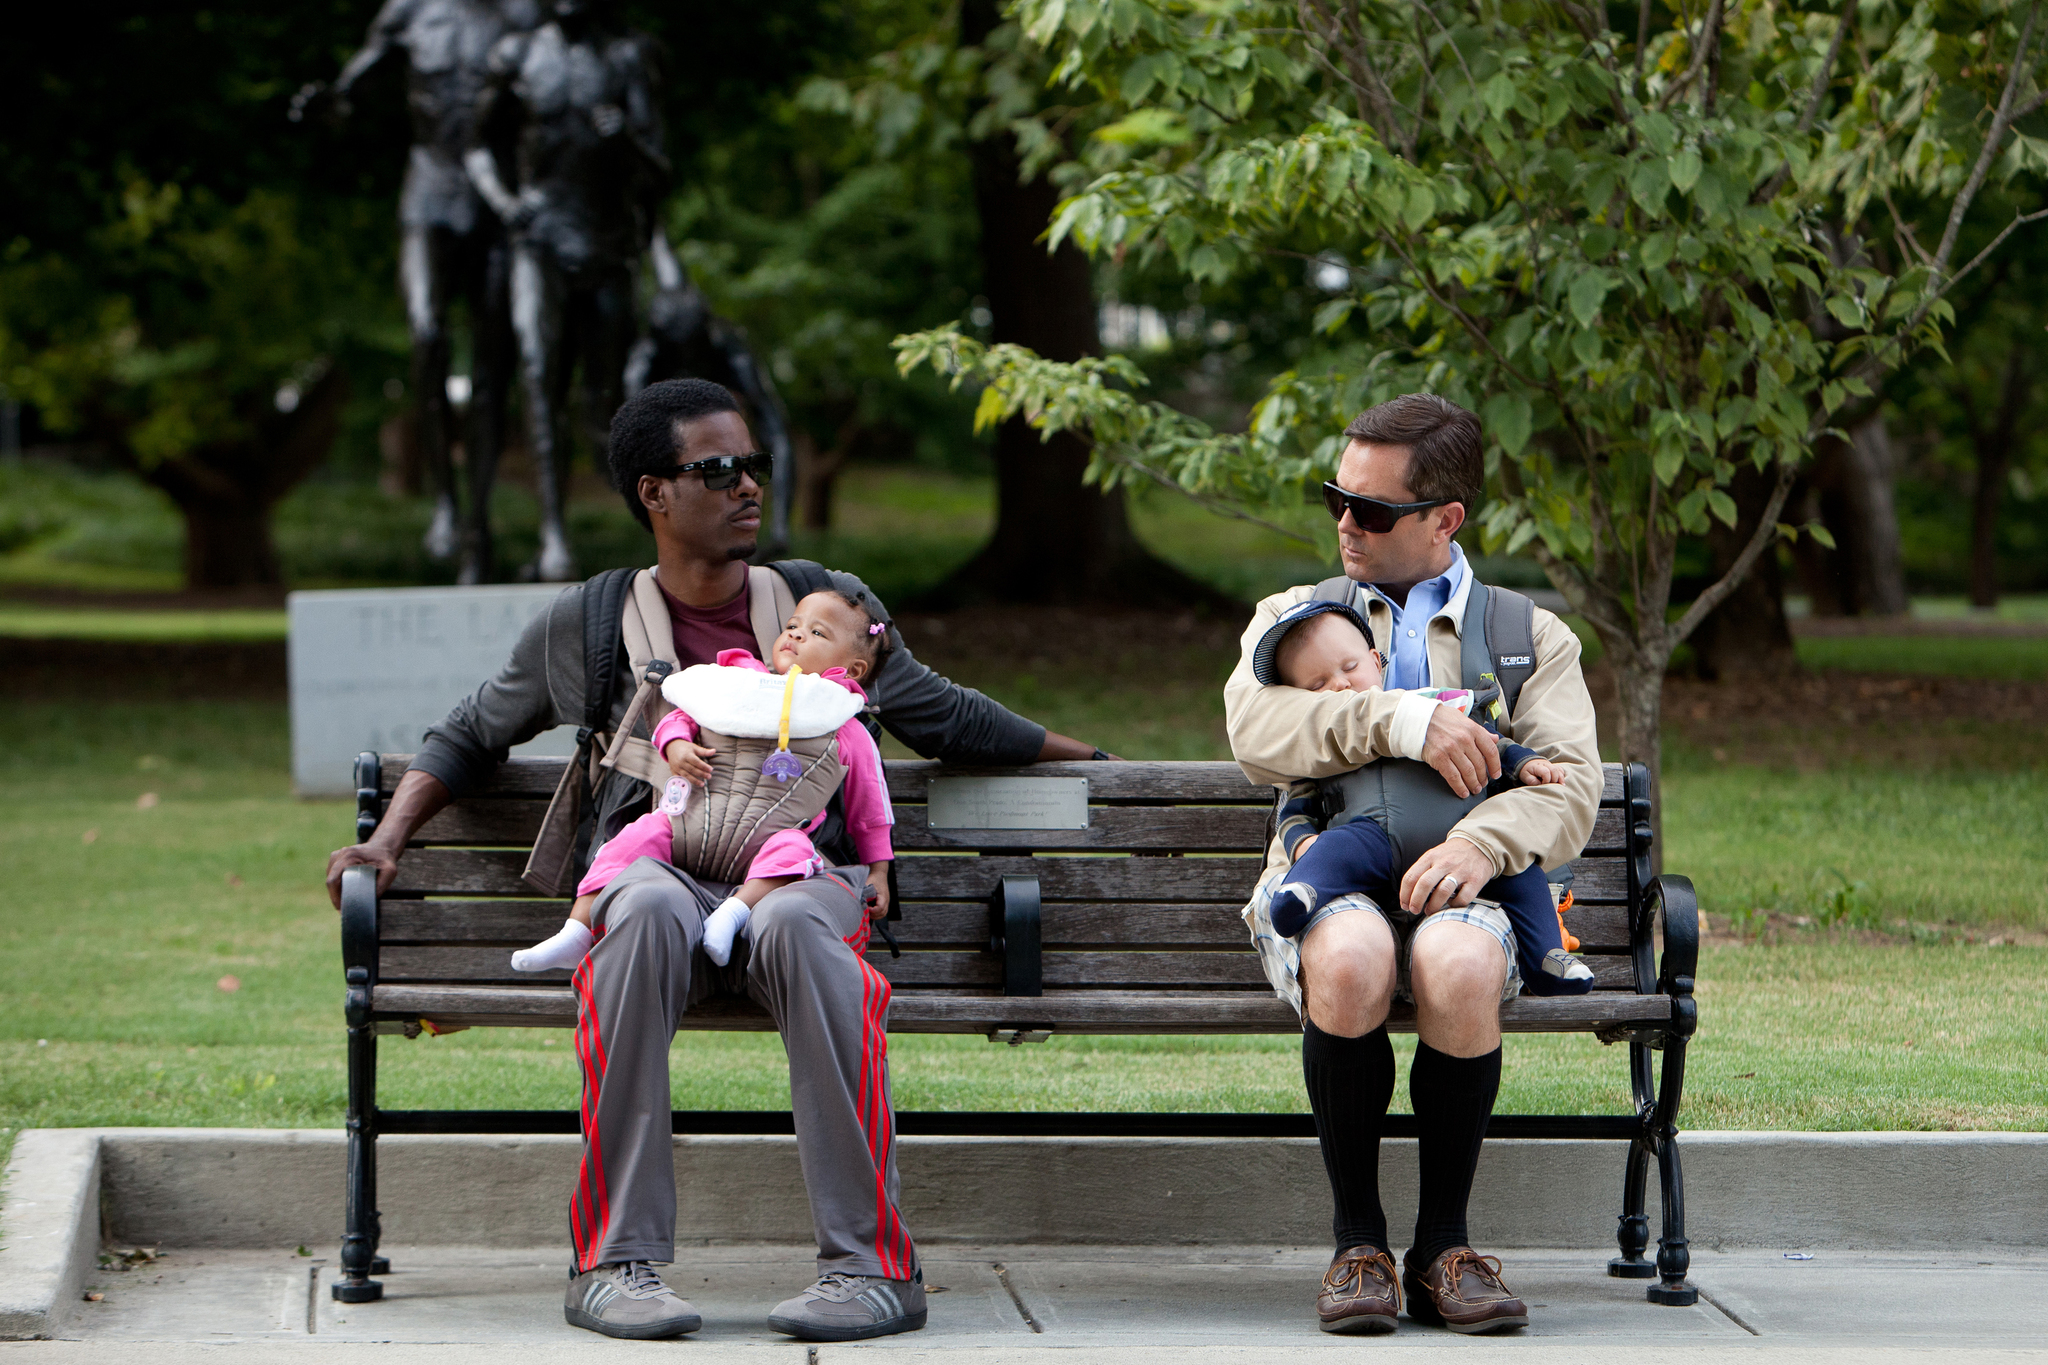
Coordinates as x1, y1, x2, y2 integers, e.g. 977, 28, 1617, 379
1037, 730, 1122, 761
326, 769, 453, 910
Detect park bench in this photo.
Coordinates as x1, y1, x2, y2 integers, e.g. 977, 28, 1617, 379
336, 752, 1699, 1309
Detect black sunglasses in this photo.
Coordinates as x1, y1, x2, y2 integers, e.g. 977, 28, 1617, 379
667, 452, 774, 490
1321, 481, 1452, 534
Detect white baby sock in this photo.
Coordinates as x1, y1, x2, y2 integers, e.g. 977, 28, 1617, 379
702, 897, 753, 967
510, 918, 596, 973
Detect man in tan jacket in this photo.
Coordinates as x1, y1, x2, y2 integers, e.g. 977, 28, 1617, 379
1224, 395, 1600, 1335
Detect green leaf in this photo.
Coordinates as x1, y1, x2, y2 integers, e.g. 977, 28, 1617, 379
1691, 165, 1729, 218
1572, 326, 1604, 366
1095, 109, 1193, 148
1484, 393, 1534, 457
1653, 447, 1684, 485
1637, 111, 1677, 156
1312, 298, 1354, 335
1482, 72, 1517, 120
1402, 184, 1437, 231
1825, 296, 1863, 327
1669, 146, 1703, 192
1640, 232, 1675, 270
1807, 522, 1838, 550
1569, 272, 1611, 328
1630, 158, 1670, 214
1707, 489, 1739, 527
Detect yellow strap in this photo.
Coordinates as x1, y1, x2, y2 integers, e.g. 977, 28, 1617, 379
776, 665, 802, 752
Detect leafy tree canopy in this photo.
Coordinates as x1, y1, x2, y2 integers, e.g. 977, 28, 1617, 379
896, 0, 2048, 778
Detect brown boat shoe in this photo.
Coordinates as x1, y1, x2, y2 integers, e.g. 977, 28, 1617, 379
1317, 1245, 1401, 1334
1401, 1246, 1529, 1333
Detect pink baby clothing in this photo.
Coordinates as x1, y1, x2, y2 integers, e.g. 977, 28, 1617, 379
576, 650, 894, 897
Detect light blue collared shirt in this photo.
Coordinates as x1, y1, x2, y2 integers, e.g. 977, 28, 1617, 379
1371, 544, 1468, 690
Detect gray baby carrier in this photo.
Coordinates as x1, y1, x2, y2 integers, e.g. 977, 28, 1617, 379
1307, 576, 1537, 873
669, 728, 848, 885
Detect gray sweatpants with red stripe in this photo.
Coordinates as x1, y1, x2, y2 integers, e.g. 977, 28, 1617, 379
569, 856, 917, 1280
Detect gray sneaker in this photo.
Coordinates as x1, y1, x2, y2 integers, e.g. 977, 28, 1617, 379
564, 1261, 702, 1339
767, 1271, 927, 1341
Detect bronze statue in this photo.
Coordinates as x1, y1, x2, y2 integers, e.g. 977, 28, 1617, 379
464, 0, 797, 575
462, 0, 661, 581
295, 0, 539, 584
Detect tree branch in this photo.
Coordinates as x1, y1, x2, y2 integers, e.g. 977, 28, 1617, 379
1929, 0, 2042, 282
1668, 458, 1800, 644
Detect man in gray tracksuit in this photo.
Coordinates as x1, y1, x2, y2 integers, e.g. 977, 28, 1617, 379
325, 378, 1113, 1342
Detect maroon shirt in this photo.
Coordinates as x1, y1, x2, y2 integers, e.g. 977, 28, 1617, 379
661, 579, 758, 667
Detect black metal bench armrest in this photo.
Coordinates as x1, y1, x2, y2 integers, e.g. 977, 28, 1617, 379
988, 875, 1043, 997
1650, 874, 1698, 998
341, 865, 380, 1027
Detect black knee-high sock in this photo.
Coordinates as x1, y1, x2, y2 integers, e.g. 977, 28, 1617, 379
1302, 1020, 1396, 1254
1409, 1041, 1503, 1266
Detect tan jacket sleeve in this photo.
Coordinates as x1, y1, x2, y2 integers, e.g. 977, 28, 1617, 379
1223, 587, 1413, 787
1444, 607, 1601, 877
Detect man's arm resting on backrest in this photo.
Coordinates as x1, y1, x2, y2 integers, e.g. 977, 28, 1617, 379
323, 585, 581, 908
826, 569, 1107, 763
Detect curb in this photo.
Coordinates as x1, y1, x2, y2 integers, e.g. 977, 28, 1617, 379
0, 1130, 101, 1340
5, 1127, 2045, 1339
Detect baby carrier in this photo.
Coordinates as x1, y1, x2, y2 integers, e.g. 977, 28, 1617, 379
1306, 575, 1538, 873
522, 560, 863, 895
658, 663, 861, 885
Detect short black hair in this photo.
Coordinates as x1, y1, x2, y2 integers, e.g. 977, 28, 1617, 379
608, 378, 744, 529
1342, 393, 1483, 510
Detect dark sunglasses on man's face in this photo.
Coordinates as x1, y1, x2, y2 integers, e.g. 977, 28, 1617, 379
668, 452, 774, 491
1321, 481, 1451, 534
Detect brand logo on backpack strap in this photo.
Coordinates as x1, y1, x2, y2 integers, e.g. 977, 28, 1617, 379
1499, 655, 1533, 667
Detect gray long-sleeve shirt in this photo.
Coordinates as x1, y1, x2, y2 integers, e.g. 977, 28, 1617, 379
410, 563, 1046, 803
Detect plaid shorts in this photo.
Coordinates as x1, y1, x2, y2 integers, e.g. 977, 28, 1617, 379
1243, 864, 1521, 1021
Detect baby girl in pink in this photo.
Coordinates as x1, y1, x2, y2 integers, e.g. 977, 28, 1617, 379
512, 588, 895, 973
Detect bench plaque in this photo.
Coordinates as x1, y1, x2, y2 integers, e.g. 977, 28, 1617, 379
926, 776, 1089, 830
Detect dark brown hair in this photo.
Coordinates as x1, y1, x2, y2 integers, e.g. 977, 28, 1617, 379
1341, 394, 1483, 510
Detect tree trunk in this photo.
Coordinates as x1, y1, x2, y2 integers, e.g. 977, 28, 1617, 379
1611, 650, 1666, 872
934, 0, 1230, 608
126, 365, 348, 589
1689, 462, 1800, 679
1967, 350, 2027, 609
1788, 414, 1909, 618
1841, 415, 1909, 616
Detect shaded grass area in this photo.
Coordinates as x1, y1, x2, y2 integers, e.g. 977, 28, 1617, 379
1, 696, 2042, 1145
0, 606, 288, 641
1794, 632, 2047, 681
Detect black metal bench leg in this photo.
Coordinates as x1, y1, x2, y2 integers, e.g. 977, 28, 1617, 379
1645, 1038, 1697, 1306
1610, 1138, 1655, 1278
334, 1011, 385, 1302
1610, 1040, 1656, 1278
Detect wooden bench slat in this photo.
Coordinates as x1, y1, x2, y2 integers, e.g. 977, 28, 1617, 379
377, 943, 1638, 992
400, 799, 1626, 858
376, 898, 1634, 954
884, 760, 1265, 803
892, 804, 1273, 852
378, 755, 1633, 805
371, 983, 1670, 1035
893, 856, 1265, 902
388, 849, 533, 896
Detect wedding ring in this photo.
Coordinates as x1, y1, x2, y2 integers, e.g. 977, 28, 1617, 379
1440, 876, 1461, 896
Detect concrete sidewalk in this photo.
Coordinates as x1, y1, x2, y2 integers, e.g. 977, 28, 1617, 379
11, 1242, 2047, 1360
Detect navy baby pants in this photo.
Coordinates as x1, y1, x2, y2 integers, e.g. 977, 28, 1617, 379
1271, 819, 1588, 996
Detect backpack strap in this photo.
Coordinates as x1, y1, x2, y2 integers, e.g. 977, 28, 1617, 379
1486, 585, 1538, 720
1457, 581, 1537, 727
1311, 575, 1357, 605
582, 566, 639, 735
